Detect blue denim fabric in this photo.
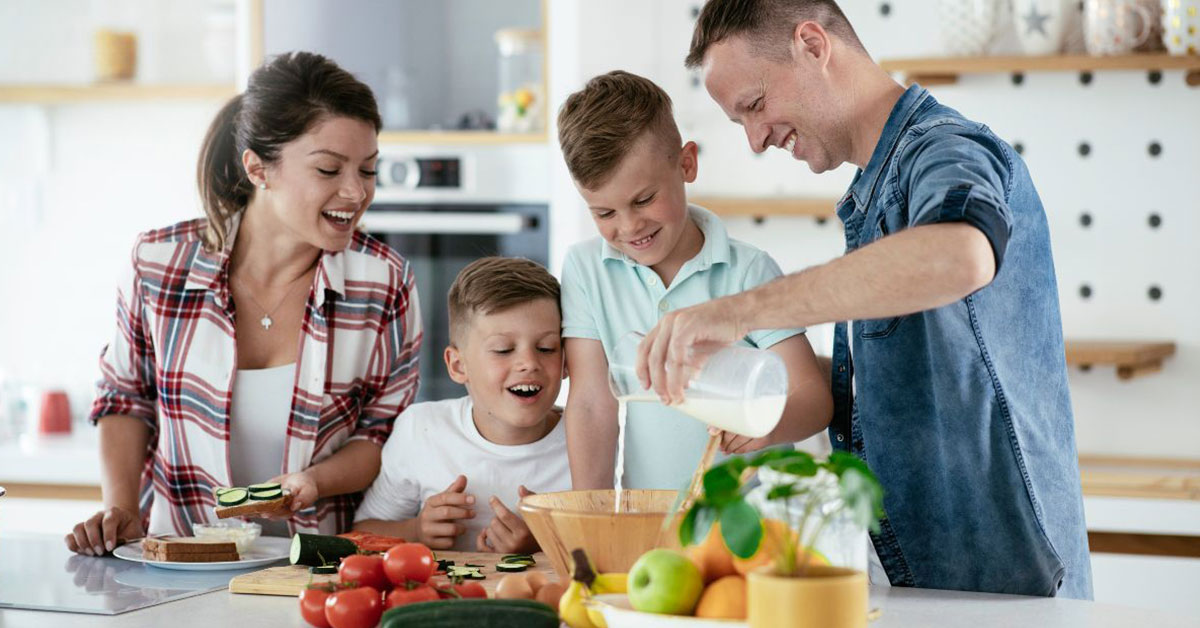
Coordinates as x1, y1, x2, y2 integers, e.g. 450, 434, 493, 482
829, 85, 1093, 599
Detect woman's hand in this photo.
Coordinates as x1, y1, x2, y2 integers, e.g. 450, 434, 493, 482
269, 470, 319, 513
65, 506, 144, 556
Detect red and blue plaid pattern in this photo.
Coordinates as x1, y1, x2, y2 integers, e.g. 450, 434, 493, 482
91, 216, 422, 536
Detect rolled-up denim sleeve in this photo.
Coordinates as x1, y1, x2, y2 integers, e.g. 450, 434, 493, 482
903, 125, 1013, 272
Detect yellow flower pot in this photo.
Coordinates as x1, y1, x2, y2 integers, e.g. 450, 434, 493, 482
747, 566, 867, 628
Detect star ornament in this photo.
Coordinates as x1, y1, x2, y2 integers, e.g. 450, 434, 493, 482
1023, 2, 1052, 37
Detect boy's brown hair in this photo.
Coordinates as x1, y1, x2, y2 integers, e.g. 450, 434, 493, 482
685, 0, 866, 70
557, 70, 683, 190
448, 257, 561, 345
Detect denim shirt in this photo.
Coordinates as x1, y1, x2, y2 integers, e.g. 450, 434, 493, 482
830, 85, 1093, 599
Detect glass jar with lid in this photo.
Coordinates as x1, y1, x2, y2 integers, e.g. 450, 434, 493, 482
494, 28, 544, 134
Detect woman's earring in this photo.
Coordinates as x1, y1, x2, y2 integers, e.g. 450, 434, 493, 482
258, 182, 267, 190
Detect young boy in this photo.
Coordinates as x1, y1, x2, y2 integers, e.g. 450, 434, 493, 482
353, 257, 569, 553
557, 70, 833, 492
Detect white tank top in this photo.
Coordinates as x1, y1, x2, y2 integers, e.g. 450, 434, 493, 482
229, 363, 294, 537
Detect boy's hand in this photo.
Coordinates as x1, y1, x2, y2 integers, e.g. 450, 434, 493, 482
475, 486, 538, 554
417, 475, 476, 550
712, 427, 772, 455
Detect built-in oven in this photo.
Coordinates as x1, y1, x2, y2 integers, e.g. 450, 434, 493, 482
362, 144, 550, 402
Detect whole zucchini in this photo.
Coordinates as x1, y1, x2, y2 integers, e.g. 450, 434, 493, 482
289, 533, 358, 566
380, 599, 558, 628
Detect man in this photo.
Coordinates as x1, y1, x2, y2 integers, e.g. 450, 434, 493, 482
636, 0, 1092, 599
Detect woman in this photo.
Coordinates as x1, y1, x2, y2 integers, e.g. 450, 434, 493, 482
65, 52, 421, 555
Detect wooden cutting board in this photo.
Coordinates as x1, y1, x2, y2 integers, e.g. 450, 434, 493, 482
228, 550, 556, 596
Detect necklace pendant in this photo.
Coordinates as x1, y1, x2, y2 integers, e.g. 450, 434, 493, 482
260, 315, 273, 330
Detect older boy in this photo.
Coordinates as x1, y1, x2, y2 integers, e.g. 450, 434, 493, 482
558, 70, 832, 492
353, 257, 569, 553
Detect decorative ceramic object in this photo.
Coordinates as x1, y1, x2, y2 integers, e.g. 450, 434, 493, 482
938, 0, 1001, 55
1162, 0, 1200, 54
1013, 0, 1077, 54
747, 567, 868, 628
1085, 0, 1154, 54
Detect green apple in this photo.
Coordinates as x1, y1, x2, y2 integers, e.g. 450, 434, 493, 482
627, 548, 704, 615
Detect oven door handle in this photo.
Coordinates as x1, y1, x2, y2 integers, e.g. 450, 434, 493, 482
362, 212, 527, 235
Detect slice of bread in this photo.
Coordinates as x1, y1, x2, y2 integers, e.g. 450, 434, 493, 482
214, 490, 293, 520
142, 536, 240, 562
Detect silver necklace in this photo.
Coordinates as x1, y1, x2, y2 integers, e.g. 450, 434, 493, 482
232, 273, 309, 331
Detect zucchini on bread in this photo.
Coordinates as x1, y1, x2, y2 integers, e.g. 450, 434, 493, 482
213, 483, 293, 519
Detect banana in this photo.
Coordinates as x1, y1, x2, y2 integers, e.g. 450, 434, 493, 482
559, 548, 630, 628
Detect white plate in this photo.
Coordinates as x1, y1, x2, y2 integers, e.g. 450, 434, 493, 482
589, 593, 747, 628
113, 536, 291, 571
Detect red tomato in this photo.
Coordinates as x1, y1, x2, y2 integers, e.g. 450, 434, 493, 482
338, 554, 391, 591
430, 577, 488, 599
384, 583, 439, 609
324, 586, 382, 628
298, 585, 334, 628
382, 543, 435, 585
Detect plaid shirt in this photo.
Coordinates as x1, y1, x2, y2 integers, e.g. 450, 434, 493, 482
90, 215, 422, 537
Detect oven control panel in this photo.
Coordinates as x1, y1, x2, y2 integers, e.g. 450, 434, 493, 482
379, 156, 460, 189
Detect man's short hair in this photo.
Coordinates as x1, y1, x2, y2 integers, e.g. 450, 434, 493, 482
686, 0, 866, 69
447, 257, 561, 345
557, 70, 683, 190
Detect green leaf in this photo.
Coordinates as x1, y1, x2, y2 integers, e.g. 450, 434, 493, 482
678, 505, 699, 547
692, 504, 717, 547
702, 465, 741, 505
719, 500, 763, 559
839, 467, 885, 533
766, 482, 800, 501
771, 457, 819, 477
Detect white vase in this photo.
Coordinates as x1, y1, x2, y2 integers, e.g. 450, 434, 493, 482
1013, 0, 1075, 54
938, 0, 1001, 56
1162, 0, 1200, 55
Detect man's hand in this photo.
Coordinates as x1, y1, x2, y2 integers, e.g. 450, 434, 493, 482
269, 470, 319, 514
637, 298, 744, 404
65, 506, 144, 556
475, 486, 538, 554
417, 475, 476, 550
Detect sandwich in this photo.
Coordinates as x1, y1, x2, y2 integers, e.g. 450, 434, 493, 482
142, 536, 240, 562
213, 482, 293, 519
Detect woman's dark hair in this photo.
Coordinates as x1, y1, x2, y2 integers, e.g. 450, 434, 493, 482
197, 51, 381, 251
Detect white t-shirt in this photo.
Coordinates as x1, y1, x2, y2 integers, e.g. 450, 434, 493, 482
229, 363, 294, 537
354, 396, 570, 551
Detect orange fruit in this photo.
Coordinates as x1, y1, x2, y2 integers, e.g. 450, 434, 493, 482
732, 518, 797, 576
693, 575, 747, 620
685, 521, 738, 584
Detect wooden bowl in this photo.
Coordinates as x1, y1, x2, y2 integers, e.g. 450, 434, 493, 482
519, 489, 681, 582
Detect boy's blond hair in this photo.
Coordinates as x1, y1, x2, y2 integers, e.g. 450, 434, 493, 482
557, 70, 683, 190
448, 257, 561, 345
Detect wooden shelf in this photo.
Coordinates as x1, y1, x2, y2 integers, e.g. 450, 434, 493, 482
879, 54, 1200, 87
377, 130, 547, 146
1065, 340, 1177, 380
0, 83, 238, 104
1079, 455, 1200, 501
690, 196, 840, 219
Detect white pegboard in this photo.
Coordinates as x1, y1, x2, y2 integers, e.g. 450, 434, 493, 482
547, 0, 1199, 459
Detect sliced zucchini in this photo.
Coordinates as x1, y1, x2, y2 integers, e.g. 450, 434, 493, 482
500, 554, 536, 565
446, 566, 485, 580
217, 488, 248, 507
495, 562, 527, 572
212, 486, 236, 496
249, 488, 284, 501
289, 533, 359, 566
436, 559, 455, 571
310, 564, 338, 574
248, 482, 282, 493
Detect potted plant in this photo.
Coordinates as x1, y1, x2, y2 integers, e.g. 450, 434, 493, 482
677, 449, 884, 628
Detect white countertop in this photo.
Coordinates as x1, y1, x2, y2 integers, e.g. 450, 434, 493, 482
0, 534, 1193, 628
0, 574, 1193, 627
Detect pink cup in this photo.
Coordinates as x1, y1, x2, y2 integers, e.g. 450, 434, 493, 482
38, 390, 72, 434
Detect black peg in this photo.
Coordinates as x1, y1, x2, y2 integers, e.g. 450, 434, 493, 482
1148, 141, 1162, 157
1013, 141, 1025, 155
1077, 142, 1091, 157
1148, 70, 1162, 85
1148, 285, 1163, 301
753, 216, 766, 225
1079, 212, 1092, 227
1079, 71, 1093, 86
1079, 284, 1092, 299
691, 5, 700, 19
880, 2, 891, 17
815, 217, 828, 226
1011, 72, 1024, 86
1148, 213, 1162, 229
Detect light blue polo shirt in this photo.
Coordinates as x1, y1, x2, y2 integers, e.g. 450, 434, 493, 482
561, 204, 804, 490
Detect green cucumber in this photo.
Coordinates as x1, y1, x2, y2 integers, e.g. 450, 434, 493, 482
217, 488, 248, 507
380, 599, 558, 628
289, 533, 358, 566
249, 488, 284, 501
248, 482, 281, 493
